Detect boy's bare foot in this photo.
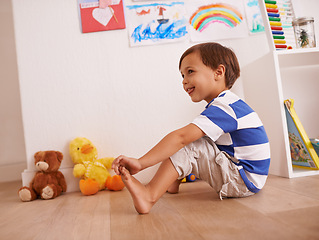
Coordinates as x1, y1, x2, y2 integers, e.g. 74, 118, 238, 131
119, 166, 154, 214
167, 179, 181, 194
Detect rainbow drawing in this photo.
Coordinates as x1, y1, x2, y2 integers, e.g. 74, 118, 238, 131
190, 4, 243, 32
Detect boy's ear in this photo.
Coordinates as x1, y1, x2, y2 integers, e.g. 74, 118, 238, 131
215, 64, 225, 78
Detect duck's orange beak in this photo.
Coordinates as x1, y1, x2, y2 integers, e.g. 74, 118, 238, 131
81, 144, 94, 154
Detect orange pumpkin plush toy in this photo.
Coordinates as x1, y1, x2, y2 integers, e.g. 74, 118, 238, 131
79, 179, 99, 196
18, 151, 67, 201
105, 175, 125, 191
79, 175, 124, 195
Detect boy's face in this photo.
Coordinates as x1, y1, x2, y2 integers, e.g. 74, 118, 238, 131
180, 51, 227, 103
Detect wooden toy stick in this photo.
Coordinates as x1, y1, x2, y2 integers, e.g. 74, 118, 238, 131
109, 6, 118, 23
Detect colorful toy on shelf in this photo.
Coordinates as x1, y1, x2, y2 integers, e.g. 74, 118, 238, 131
262, 0, 296, 50
310, 138, 319, 156
284, 99, 319, 169
69, 137, 115, 195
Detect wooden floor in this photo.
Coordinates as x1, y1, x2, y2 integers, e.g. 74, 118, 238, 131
1, 174, 319, 240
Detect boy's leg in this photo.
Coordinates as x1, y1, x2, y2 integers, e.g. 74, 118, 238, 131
120, 158, 179, 214
167, 179, 182, 194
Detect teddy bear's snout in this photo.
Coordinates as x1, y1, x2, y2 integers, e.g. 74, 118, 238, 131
35, 162, 49, 171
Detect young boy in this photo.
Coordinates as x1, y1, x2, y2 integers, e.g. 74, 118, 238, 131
112, 42, 270, 214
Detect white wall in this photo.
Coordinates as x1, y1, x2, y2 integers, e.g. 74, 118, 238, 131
8, 0, 274, 185
0, 0, 26, 182
3, 0, 317, 186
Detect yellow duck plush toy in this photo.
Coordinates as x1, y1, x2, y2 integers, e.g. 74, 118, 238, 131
69, 137, 114, 195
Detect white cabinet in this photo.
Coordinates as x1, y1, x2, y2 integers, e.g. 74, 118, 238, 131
242, 1, 319, 178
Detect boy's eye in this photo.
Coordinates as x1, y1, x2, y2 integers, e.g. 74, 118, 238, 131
188, 69, 193, 74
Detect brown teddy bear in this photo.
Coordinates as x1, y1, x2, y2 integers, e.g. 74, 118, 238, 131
18, 151, 67, 201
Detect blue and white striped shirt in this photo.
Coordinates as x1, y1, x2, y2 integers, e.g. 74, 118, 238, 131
192, 90, 270, 193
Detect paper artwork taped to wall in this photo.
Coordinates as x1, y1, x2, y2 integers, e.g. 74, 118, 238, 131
244, 0, 264, 34
79, 0, 126, 33
186, 0, 249, 42
126, 1, 188, 47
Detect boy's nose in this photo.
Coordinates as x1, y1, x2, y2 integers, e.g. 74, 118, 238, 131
182, 77, 188, 85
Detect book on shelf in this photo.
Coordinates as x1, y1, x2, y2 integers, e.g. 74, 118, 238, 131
284, 99, 319, 170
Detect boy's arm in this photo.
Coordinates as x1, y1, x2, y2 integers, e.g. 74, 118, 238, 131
138, 123, 205, 170
112, 123, 205, 175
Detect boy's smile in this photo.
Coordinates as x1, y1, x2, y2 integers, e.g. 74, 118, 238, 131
180, 51, 227, 103
186, 87, 195, 95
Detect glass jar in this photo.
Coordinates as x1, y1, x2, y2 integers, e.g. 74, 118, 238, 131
292, 17, 316, 48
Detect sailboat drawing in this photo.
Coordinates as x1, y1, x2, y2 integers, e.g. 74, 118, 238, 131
157, 6, 169, 24
126, 1, 188, 46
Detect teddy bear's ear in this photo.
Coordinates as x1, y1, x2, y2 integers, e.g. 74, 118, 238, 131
34, 151, 44, 161
56, 151, 63, 162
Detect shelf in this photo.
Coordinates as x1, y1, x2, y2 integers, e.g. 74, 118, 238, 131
292, 167, 319, 178
243, 1, 319, 178
275, 47, 319, 55
276, 48, 319, 68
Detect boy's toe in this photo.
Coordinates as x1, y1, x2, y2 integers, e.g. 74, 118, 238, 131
119, 166, 131, 181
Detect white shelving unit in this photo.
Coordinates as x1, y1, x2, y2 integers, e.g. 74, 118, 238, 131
242, 1, 319, 178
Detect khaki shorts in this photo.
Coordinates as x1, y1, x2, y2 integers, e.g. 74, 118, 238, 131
170, 136, 254, 200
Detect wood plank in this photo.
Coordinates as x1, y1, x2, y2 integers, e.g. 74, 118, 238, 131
235, 175, 319, 214
109, 188, 203, 239
165, 190, 304, 240
1, 176, 319, 240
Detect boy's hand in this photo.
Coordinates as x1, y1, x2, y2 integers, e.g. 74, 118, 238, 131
112, 155, 142, 176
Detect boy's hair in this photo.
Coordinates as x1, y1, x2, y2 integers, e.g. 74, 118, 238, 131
179, 42, 240, 89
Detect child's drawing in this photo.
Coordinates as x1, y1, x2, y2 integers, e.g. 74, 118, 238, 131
186, 0, 249, 42
126, 1, 188, 47
244, 0, 264, 34
78, 0, 125, 33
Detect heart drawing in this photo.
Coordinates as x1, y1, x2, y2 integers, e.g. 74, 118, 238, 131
92, 7, 114, 26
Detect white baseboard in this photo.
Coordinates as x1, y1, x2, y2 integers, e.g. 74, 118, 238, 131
0, 163, 80, 192
21, 167, 80, 193
14, 165, 156, 193
0, 162, 27, 182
